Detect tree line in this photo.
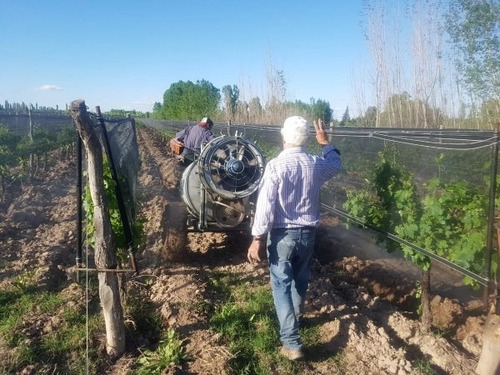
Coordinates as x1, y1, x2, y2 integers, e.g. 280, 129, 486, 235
354, 0, 498, 129
3, 1, 498, 130
1, 101, 63, 114
151, 79, 336, 127
153, 0, 498, 130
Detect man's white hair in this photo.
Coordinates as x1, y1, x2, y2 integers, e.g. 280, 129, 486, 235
281, 116, 310, 146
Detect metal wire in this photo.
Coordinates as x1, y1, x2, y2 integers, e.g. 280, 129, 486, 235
85, 218, 90, 375
229, 123, 500, 150
141, 118, 498, 293
321, 202, 493, 287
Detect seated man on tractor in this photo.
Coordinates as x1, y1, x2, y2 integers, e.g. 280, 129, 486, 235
173, 117, 215, 165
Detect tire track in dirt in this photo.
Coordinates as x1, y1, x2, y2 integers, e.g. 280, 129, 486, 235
135, 127, 187, 264
122, 127, 234, 374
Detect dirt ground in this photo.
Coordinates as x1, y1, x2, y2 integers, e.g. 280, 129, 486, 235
0, 126, 486, 374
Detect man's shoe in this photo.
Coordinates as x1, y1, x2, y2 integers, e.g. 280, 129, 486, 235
279, 346, 304, 361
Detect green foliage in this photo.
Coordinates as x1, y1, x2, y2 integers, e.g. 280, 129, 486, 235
340, 106, 351, 126
83, 159, 145, 265
414, 358, 434, 375
152, 102, 162, 118
12, 269, 39, 293
17, 125, 57, 160
123, 291, 163, 343
222, 84, 240, 120
415, 282, 422, 315
55, 126, 76, 148
399, 178, 488, 285
0, 125, 21, 196
152, 77, 335, 125
135, 330, 190, 374
106, 108, 148, 118
343, 144, 492, 282
446, 0, 500, 104
361, 106, 377, 127
0, 125, 21, 167
248, 97, 263, 121
282, 98, 333, 126
343, 145, 423, 256
0, 284, 103, 374
161, 80, 221, 121
0, 289, 62, 347
209, 271, 314, 374
309, 98, 333, 125
0, 123, 77, 198
343, 189, 386, 228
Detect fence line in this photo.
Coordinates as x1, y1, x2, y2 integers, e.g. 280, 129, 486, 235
141, 118, 499, 295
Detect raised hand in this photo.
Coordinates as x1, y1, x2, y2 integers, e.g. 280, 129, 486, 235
313, 119, 329, 146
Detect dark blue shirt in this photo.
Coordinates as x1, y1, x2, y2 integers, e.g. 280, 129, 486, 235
176, 125, 215, 156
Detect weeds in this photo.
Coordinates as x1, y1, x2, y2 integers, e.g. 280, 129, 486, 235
0, 285, 102, 374
135, 329, 190, 374
414, 358, 435, 374
12, 269, 39, 292
208, 272, 313, 374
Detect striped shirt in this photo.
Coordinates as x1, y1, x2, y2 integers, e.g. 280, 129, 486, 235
251, 144, 341, 237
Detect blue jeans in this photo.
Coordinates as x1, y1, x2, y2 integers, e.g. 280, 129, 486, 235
267, 227, 316, 350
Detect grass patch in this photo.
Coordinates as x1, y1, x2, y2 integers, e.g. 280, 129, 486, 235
134, 329, 190, 374
123, 291, 164, 345
0, 286, 103, 374
414, 358, 435, 375
208, 271, 311, 375
0, 289, 62, 346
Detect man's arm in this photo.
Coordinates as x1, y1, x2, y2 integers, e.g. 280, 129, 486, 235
175, 127, 188, 141
247, 164, 278, 264
314, 119, 341, 178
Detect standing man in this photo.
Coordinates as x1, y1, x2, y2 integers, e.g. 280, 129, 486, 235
247, 116, 341, 360
175, 117, 215, 164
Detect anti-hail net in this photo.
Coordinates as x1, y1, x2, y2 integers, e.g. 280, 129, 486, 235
141, 119, 497, 286
319, 128, 496, 285
92, 115, 140, 231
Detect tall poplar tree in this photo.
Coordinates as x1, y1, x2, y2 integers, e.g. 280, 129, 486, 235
446, 0, 500, 126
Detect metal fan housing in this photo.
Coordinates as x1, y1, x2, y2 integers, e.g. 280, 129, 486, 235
198, 136, 265, 200
180, 135, 265, 230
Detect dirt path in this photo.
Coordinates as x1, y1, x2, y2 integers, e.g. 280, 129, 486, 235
0, 126, 485, 374
0, 158, 76, 290
128, 127, 482, 374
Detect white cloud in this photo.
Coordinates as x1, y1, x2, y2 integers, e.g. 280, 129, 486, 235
34, 84, 63, 91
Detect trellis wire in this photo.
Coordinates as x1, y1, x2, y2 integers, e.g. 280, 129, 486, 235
140, 118, 499, 293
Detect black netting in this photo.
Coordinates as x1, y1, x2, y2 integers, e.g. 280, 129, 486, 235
140, 119, 497, 286
92, 115, 140, 231
321, 129, 495, 285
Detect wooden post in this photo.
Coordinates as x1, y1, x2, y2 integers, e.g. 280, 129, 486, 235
475, 123, 500, 375
483, 124, 499, 309
70, 99, 125, 358
28, 107, 34, 175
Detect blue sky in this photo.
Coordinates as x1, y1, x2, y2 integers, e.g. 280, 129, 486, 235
0, 1, 369, 118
